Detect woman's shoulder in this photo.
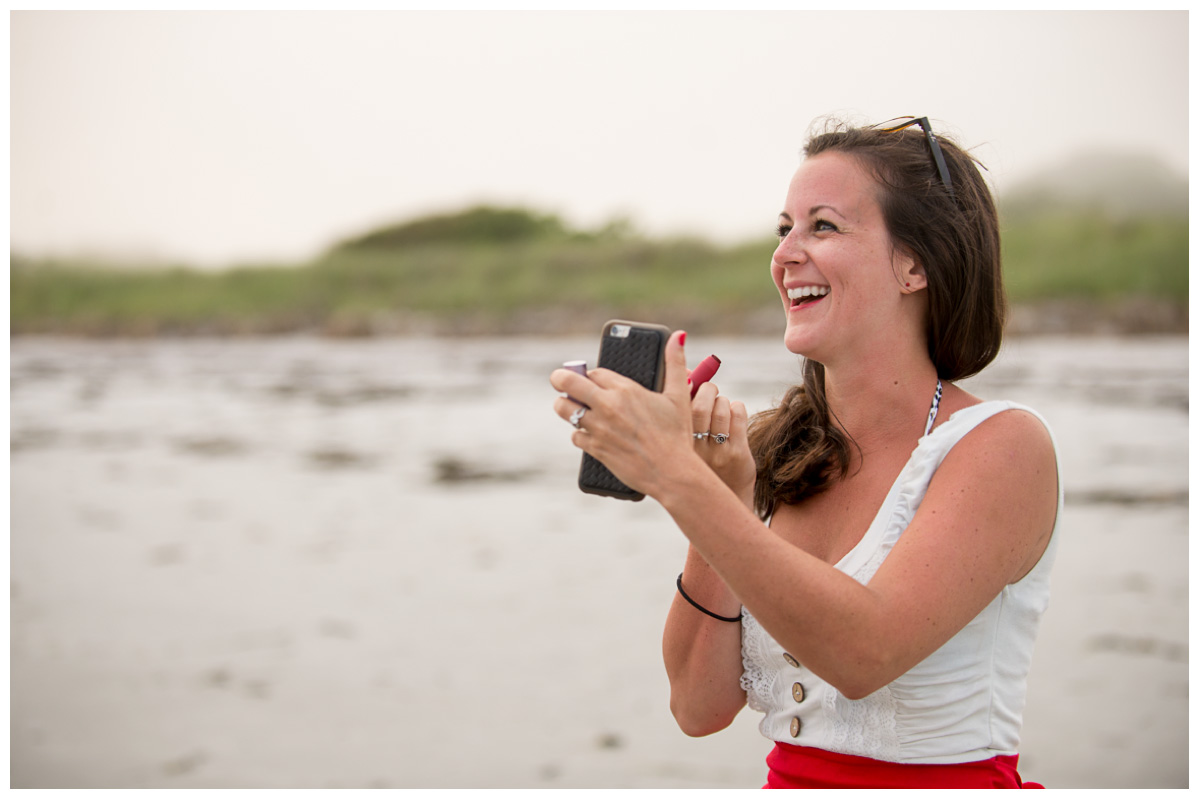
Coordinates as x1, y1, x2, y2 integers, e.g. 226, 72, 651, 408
922, 389, 1058, 496
927, 391, 1058, 492
934, 385, 1054, 446
957, 402, 1055, 454
920, 393, 1060, 583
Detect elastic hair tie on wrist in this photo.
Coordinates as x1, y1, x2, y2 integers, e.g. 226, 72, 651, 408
676, 573, 742, 623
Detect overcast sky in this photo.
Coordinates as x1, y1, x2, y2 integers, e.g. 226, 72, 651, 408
10, 10, 1190, 267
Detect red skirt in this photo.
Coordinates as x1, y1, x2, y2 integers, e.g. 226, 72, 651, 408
764, 742, 1044, 789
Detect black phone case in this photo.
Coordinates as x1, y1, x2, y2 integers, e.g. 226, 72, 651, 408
578, 320, 671, 501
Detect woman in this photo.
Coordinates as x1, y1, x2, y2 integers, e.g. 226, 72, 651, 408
550, 116, 1060, 788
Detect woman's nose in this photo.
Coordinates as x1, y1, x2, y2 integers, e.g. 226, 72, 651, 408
772, 232, 805, 267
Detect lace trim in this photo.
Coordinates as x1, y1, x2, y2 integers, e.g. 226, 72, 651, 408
826, 686, 901, 760
739, 611, 775, 714
742, 606, 901, 758
737, 434, 923, 757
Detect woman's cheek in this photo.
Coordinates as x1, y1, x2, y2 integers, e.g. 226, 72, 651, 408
770, 263, 785, 296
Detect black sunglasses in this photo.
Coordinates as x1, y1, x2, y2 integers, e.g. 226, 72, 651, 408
874, 116, 955, 201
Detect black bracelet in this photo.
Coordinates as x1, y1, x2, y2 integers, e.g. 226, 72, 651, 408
676, 573, 742, 623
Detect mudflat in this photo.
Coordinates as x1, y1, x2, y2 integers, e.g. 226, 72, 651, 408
10, 335, 1188, 788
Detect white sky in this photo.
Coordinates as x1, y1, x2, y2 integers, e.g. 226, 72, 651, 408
9, 10, 1191, 267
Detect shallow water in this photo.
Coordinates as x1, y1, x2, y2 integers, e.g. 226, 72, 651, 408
10, 335, 1189, 788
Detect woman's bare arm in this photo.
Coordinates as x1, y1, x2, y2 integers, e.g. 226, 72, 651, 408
552, 333, 1057, 704
652, 408, 1058, 700
661, 545, 747, 736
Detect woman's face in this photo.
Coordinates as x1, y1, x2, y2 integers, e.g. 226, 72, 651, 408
770, 151, 922, 362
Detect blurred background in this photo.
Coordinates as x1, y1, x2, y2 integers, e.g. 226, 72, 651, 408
9, 10, 1189, 789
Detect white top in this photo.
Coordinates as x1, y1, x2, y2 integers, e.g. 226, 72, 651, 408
740, 401, 1062, 764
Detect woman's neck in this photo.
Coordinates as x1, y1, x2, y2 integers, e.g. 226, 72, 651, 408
821, 349, 940, 460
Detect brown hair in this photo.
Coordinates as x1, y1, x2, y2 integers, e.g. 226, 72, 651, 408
748, 118, 1005, 520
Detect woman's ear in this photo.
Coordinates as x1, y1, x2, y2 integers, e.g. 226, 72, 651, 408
895, 249, 927, 293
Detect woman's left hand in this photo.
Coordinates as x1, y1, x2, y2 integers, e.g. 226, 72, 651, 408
550, 330, 700, 500
689, 382, 756, 507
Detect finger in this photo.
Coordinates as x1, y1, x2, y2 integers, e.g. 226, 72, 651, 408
730, 400, 750, 442
691, 380, 719, 408
691, 381, 718, 435
663, 330, 690, 404
571, 428, 593, 452
554, 395, 593, 430
711, 396, 732, 439
584, 367, 638, 391
550, 368, 600, 408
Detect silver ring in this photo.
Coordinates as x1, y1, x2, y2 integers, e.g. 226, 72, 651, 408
713, 433, 729, 444
693, 431, 710, 440
569, 407, 587, 429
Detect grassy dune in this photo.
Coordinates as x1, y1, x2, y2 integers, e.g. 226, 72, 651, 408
11, 197, 1188, 338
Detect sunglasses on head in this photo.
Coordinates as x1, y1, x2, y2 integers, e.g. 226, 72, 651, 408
873, 116, 955, 201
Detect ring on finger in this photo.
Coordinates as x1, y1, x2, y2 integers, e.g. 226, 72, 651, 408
713, 432, 729, 444
569, 407, 587, 429
693, 431, 710, 440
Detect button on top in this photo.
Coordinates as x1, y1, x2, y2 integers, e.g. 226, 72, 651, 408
792, 682, 806, 703
783, 653, 799, 668
790, 716, 802, 738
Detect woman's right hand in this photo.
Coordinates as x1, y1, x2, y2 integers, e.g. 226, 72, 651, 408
689, 382, 756, 507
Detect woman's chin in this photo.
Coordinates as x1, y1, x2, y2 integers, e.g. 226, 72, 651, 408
782, 325, 818, 358
780, 299, 833, 357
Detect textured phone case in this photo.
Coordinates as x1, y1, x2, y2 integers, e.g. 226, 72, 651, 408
578, 321, 670, 501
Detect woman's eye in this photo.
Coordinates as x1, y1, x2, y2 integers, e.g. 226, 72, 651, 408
814, 218, 838, 233
775, 224, 792, 240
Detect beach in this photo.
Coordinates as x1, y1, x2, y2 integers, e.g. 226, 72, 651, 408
10, 334, 1189, 789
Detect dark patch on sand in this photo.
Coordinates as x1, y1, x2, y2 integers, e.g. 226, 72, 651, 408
268, 381, 415, 408
173, 436, 249, 457
1066, 488, 1188, 507
10, 428, 62, 453
1086, 634, 1187, 663
432, 455, 538, 485
305, 447, 379, 470
161, 749, 209, 778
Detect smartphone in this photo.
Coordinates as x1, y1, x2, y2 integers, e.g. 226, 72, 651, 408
578, 320, 671, 501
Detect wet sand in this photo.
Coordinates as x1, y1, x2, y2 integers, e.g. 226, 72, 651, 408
9, 335, 1189, 788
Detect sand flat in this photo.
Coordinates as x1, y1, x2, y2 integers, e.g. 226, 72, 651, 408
10, 335, 1188, 788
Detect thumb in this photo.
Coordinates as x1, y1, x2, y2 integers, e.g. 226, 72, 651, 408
663, 330, 690, 402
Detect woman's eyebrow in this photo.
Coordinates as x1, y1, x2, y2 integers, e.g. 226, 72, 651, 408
780, 204, 845, 222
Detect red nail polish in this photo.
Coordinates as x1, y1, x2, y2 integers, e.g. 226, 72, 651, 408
679, 331, 688, 346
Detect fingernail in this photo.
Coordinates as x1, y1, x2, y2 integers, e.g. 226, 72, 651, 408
679, 331, 688, 346
562, 360, 588, 408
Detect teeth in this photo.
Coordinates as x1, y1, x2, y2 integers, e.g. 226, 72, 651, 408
787, 286, 830, 300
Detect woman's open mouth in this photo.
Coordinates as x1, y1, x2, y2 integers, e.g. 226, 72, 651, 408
787, 285, 830, 309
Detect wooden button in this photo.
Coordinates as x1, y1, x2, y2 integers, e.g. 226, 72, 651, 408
792, 682, 806, 703
783, 653, 799, 668
790, 716, 802, 738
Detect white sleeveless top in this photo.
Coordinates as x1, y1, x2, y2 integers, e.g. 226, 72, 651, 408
740, 401, 1062, 764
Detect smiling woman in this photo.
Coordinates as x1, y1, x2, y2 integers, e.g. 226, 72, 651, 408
755, 116, 1005, 511
550, 115, 1060, 789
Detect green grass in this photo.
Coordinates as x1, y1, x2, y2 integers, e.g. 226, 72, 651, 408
10, 205, 1188, 336
1001, 214, 1187, 302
